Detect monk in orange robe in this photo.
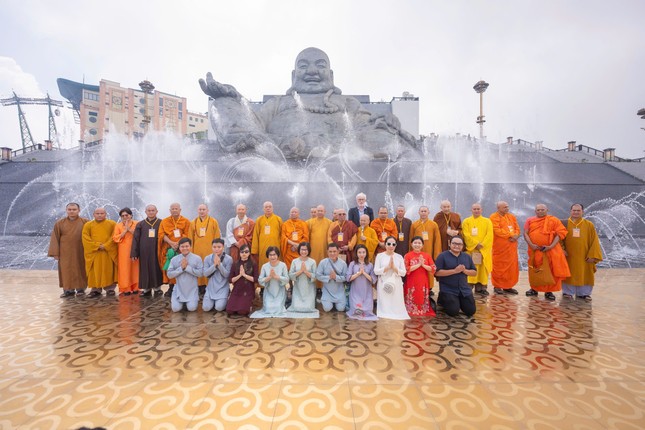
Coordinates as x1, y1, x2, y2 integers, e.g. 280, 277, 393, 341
327, 208, 358, 262
350, 214, 379, 263
489, 201, 520, 295
307, 205, 332, 265
112, 207, 140, 295
251, 201, 283, 269
158, 202, 191, 296
410, 205, 442, 291
370, 206, 398, 256
188, 203, 221, 288
433, 200, 462, 252
523, 204, 571, 300
281, 207, 310, 269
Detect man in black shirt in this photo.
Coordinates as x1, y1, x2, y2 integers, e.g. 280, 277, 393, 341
434, 236, 477, 317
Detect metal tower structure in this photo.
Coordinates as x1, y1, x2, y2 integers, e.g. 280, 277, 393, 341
0, 92, 64, 151
473, 80, 489, 140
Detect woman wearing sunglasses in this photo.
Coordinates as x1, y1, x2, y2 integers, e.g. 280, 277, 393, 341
374, 236, 410, 320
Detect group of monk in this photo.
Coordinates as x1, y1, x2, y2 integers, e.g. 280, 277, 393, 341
47, 192, 603, 318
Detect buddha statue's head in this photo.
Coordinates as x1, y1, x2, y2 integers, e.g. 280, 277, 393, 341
290, 47, 336, 95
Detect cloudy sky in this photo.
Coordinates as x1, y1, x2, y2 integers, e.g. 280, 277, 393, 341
1, 0, 643, 157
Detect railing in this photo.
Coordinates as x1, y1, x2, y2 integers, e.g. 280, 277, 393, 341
10, 143, 54, 157
508, 139, 642, 162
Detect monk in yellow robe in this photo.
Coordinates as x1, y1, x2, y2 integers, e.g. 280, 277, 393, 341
433, 200, 462, 252
327, 208, 358, 262
112, 207, 139, 295
251, 201, 283, 269
48, 202, 88, 297
523, 204, 571, 300
462, 203, 494, 295
561, 203, 603, 301
158, 203, 191, 296
82, 207, 118, 297
188, 203, 221, 287
410, 205, 442, 290
370, 206, 398, 256
281, 207, 309, 269
351, 214, 379, 262
307, 205, 332, 264
489, 201, 520, 295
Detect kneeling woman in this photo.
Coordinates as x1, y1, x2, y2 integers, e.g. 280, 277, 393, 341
374, 236, 410, 320
287, 242, 319, 318
346, 245, 377, 320
226, 244, 257, 316
250, 247, 289, 318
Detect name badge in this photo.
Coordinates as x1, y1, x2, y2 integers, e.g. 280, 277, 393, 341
237, 227, 244, 237
508, 225, 514, 232
572, 228, 580, 238
291, 231, 298, 241
381, 232, 387, 241
199, 227, 206, 237
337, 232, 344, 242
264, 225, 271, 235
173, 229, 181, 238
148, 229, 156, 238
471, 227, 478, 236
422, 231, 429, 240
398, 232, 405, 241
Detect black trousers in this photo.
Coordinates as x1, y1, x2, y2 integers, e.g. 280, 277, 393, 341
438, 291, 476, 317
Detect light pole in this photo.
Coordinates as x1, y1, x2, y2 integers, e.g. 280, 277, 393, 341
473, 80, 489, 140
638, 108, 645, 131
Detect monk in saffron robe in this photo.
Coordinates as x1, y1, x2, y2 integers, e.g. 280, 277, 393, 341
131, 204, 163, 296
158, 203, 191, 296
251, 201, 283, 269
393, 205, 412, 257
461, 203, 494, 296
281, 207, 309, 269
327, 208, 358, 262
410, 206, 442, 291
112, 207, 139, 295
490, 201, 520, 295
307, 205, 332, 265
188, 203, 221, 288
225, 204, 255, 262
523, 204, 571, 300
351, 214, 379, 263
561, 203, 603, 301
433, 200, 462, 252
48, 202, 88, 297
370, 206, 398, 256
82, 207, 118, 297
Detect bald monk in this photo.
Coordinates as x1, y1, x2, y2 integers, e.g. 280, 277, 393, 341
561, 203, 603, 301
251, 201, 283, 269
393, 205, 412, 257
461, 203, 494, 296
158, 203, 191, 297
351, 214, 379, 263
225, 204, 255, 261
131, 204, 164, 296
327, 208, 358, 262
82, 207, 118, 298
371, 206, 398, 256
307, 205, 332, 265
48, 202, 88, 298
490, 201, 520, 295
523, 204, 571, 300
281, 207, 309, 269
188, 203, 221, 293
433, 200, 462, 252
410, 206, 442, 293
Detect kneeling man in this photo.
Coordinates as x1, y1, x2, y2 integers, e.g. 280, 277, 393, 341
203, 238, 233, 312
434, 236, 477, 317
167, 238, 203, 312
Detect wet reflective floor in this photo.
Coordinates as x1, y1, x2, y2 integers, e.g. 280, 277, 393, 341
0, 269, 643, 430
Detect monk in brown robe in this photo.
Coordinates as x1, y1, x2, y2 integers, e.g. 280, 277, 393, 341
48, 202, 88, 298
281, 207, 309, 269
225, 204, 255, 262
82, 207, 118, 298
371, 206, 398, 256
523, 204, 571, 300
131, 204, 163, 296
327, 208, 358, 262
433, 200, 462, 252
158, 203, 191, 297
393, 205, 412, 257
489, 201, 520, 295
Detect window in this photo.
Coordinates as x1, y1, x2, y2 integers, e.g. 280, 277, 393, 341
139, 98, 145, 104
159, 97, 163, 106
88, 111, 98, 116
159, 107, 163, 116
178, 112, 183, 119
89, 116, 97, 123
178, 102, 183, 111
139, 108, 145, 114
89, 129, 98, 135
84, 92, 99, 101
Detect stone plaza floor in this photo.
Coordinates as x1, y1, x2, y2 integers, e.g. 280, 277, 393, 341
0, 269, 643, 430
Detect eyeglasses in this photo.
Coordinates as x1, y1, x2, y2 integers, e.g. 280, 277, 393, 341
451, 242, 464, 246
240, 250, 250, 254
386, 242, 396, 246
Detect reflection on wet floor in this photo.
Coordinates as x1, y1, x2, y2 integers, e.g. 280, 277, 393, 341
0, 269, 643, 429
